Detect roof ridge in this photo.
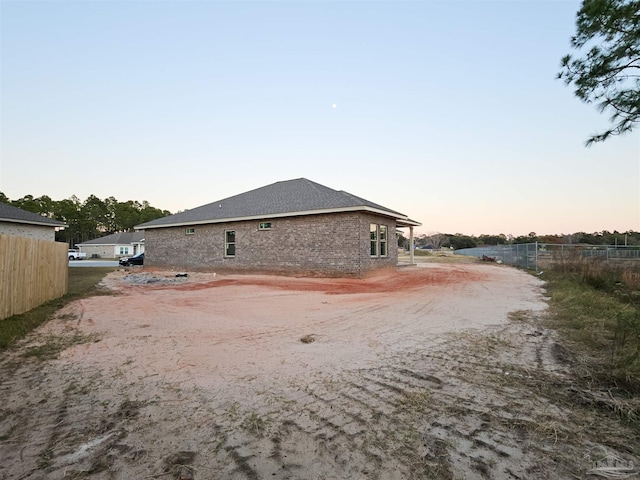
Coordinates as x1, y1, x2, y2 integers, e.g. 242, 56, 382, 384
339, 190, 404, 216
301, 178, 338, 195
135, 178, 419, 229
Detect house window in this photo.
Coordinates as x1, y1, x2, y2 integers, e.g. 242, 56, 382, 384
380, 225, 387, 257
369, 224, 388, 257
225, 230, 236, 257
259, 222, 272, 230
370, 224, 378, 256
119, 246, 129, 255
186, 227, 195, 235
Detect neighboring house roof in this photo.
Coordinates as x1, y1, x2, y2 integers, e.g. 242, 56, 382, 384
0, 202, 66, 228
77, 231, 145, 246
136, 178, 421, 230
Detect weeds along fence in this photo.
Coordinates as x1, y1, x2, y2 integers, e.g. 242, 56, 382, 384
456, 243, 640, 271
542, 244, 640, 260
0, 234, 68, 320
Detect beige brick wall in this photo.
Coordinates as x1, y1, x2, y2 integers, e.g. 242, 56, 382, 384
78, 245, 114, 258
0, 222, 56, 241
145, 212, 397, 277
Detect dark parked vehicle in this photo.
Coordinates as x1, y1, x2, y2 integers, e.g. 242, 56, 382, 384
119, 252, 144, 266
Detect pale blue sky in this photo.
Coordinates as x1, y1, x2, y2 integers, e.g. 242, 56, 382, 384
1, 0, 638, 236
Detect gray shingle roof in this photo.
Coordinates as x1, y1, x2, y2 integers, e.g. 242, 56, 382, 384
136, 178, 420, 229
77, 231, 145, 246
0, 202, 66, 227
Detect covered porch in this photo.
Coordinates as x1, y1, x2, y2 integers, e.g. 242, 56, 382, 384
396, 217, 421, 267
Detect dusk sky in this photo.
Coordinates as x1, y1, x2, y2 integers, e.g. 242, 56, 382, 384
1, 0, 638, 237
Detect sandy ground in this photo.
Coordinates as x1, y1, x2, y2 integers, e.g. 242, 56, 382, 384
1, 262, 638, 479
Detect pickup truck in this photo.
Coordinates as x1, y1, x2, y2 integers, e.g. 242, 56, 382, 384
68, 249, 87, 260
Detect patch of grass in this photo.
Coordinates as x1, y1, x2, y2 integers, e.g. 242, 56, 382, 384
242, 412, 270, 436
67, 266, 117, 298
413, 249, 436, 257
396, 391, 431, 412
398, 253, 478, 264
37, 450, 53, 470
372, 410, 384, 421
0, 267, 116, 351
22, 332, 101, 360
508, 310, 532, 322
545, 260, 640, 393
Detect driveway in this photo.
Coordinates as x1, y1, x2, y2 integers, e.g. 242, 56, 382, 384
68, 260, 119, 267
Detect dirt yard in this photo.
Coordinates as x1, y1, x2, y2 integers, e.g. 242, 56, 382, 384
1, 262, 638, 479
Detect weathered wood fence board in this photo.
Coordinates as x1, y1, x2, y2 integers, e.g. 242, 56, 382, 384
0, 235, 68, 319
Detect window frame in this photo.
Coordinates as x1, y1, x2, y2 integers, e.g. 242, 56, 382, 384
224, 230, 236, 257
185, 227, 195, 235
379, 225, 388, 257
258, 222, 272, 230
370, 224, 378, 257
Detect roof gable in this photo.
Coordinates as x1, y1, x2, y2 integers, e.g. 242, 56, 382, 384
136, 178, 420, 229
0, 202, 66, 228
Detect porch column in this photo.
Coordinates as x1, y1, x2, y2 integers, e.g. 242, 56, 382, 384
409, 226, 415, 265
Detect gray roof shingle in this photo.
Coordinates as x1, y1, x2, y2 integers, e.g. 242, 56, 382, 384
136, 178, 419, 229
77, 231, 145, 246
0, 202, 66, 228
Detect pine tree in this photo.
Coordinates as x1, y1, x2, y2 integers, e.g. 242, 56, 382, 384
558, 0, 640, 145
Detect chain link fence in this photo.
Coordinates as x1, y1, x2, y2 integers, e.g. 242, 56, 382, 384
456, 243, 539, 270
456, 243, 640, 271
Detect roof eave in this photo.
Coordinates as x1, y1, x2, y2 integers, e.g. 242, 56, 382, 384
136, 206, 417, 230
396, 218, 422, 227
0, 217, 67, 228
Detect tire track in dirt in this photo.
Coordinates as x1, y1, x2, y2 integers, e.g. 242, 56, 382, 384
197, 313, 638, 480
204, 363, 453, 479
4, 320, 638, 480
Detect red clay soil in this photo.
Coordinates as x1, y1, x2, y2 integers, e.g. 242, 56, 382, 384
152, 265, 486, 295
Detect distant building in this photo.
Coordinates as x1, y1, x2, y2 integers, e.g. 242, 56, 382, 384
77, 231, 145, 258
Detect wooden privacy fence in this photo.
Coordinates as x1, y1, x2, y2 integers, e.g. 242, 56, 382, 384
0, 234, 68, 320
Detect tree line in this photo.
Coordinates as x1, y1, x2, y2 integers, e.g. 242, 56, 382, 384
0, 193, 171, 247
4, 192, 638, 250
400, 231, 640, 250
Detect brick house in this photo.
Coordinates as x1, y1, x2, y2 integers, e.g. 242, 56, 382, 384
0, 202, 66, 241
136, 178, 420, 277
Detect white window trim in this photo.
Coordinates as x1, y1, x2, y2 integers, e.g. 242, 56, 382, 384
224, 230, 236, 257
380, 225, 388, 257
370, 224, 378, 257
258, 222, 272, 230
186, 227, 195, 235
369, 224, 389, 258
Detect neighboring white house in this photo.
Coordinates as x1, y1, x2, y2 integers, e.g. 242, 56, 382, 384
0, 202, 66, 241
77, 232, 145, 258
